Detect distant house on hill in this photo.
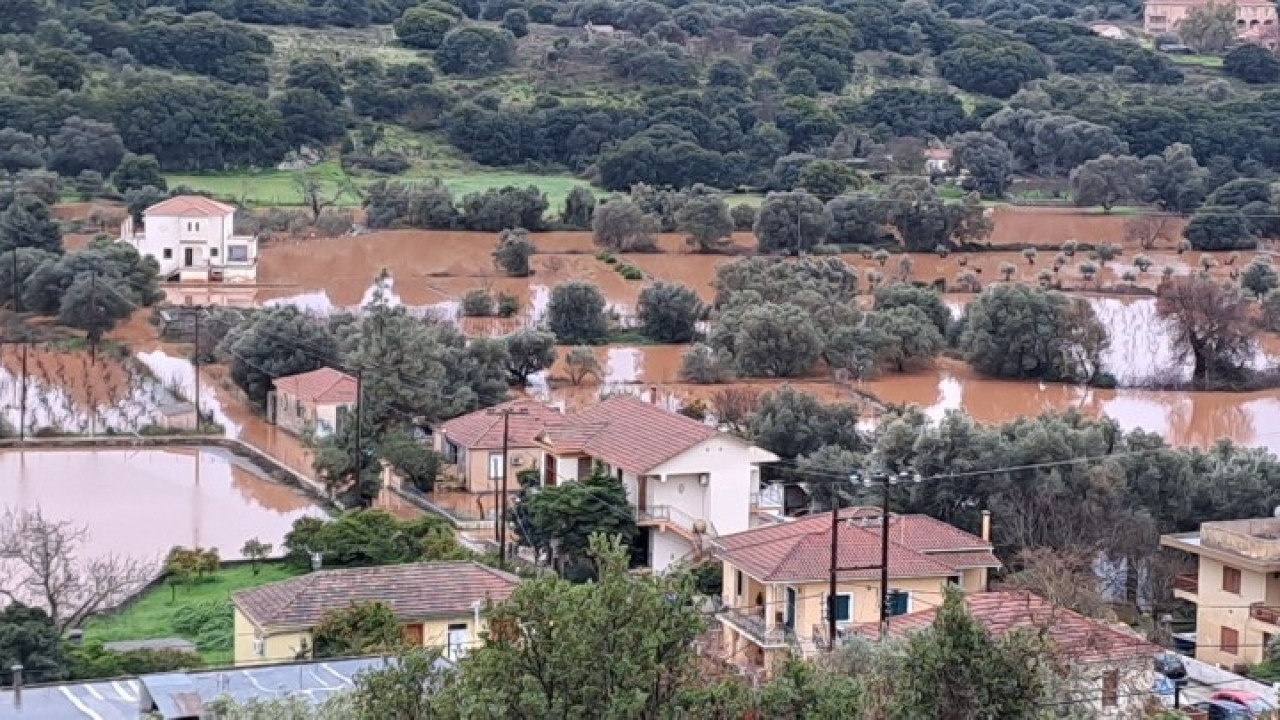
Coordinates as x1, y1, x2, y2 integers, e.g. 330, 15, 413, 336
584, 21, 625, 40
1143, 0, 1277, 35
924, 147, 953, 174
119, 195, 258, 283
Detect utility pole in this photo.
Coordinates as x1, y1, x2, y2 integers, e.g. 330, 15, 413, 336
487, 405, 529, 569
10, 249, 19, 312
18, 342, 27, 442
825, 469, 920, 651
193, 311, 201, 429
89, 271, 97, 366
353, 368, 363, 499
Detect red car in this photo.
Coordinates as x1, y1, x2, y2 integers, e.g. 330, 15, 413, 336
1210, 690, 1276, 717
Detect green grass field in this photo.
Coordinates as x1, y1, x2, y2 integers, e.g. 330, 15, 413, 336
1170, 54, 1223, 68
83, 563, 302, 665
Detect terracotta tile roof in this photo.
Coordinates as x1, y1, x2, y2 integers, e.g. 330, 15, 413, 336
714, 509, 1000, 582
439, 400, 562, 450
536, 394, 720, 474
853, 591, 1159, 664
232, 562, 519, 630
272, 367, 358, 404
144, 195, 236, 217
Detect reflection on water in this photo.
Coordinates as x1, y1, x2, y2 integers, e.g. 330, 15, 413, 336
0, 448, 324, 559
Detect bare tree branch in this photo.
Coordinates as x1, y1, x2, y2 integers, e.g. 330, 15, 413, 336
0, 508, 157, 632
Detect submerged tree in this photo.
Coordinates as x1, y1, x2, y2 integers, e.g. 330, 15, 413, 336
1157, 276, 1257, 385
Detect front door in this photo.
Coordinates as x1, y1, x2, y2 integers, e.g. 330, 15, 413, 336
447, 623, 469, 659
183, 248, 194, 267
401, 623, 423, 646
784, 587, 796, 630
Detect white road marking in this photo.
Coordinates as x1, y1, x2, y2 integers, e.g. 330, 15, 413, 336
59, 685, 105, 720
322, 663, 353, 685
84, 684, 104, 701
242, 669, 270, 693
112, 680, 137, 702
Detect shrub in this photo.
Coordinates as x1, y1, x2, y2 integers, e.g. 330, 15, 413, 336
618, 264, 643, 280
461, 289, 495, 316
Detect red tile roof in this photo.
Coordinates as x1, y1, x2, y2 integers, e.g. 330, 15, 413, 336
272, 367, 358, 404
714, 508, 1000, 582
232, 562, 519, 630
853, 591, 1159, 664
439, 400, 562, 450
536, 394, 720, 474
144, 195, 236, 217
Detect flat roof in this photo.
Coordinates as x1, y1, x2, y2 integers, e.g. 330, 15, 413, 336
0, 656, 445, 719
1161, 532, 1280, 573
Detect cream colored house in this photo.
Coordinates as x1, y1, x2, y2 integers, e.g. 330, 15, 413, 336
230, 561, 519, 666
713, 508, 1000, 677
119, 195, 258, 282
863, 591, 1160, 719
1143, 0, 1277, 35
535, 394, 780, 572
435, 400, 562, 495
268, 367, 357, 438
1162, 517, 1280, 668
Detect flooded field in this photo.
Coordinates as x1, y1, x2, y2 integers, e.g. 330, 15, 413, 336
0, 346, 181, 436
0, 448, 324, 559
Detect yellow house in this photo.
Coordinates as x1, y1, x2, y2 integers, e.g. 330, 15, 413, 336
1162, 517, 1280, 669
713, 508, 1000, 677
435, 400, 562, 495
230, 561, 519, 666
268, 367, 357, 438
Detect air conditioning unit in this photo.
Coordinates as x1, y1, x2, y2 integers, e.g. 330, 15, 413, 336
252, 636, 265, 656
511, 456, 525, 467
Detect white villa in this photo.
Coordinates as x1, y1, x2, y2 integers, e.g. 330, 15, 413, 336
535, 394, 781, 572
120, 196, 258, 283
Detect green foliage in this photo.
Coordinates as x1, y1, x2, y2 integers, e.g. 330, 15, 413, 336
937, 36, 1048, 98
283, 510, 467, 570
592, 199, 658, 252
436, 26, 516, 76
394, 7, 456, 49
747, 385, 864, 458
1141, 143, 1208, 214
0, 603, 66, 686
873, 281, 950, 336
461, 288, 495, 317
950, 132, 1014, 198
58, 272, 136, 344
501, 328, 556, 385
378, 429, 442, 493
461, 185, 547, 232
548, 281, 608, 344
0, 193, 61, 255
172, 599, 233, 651
1179, 2, 1237, 52
111, 153, 167, 193
0, 248, 57, 308
637, 281, 703, 343
679, 343, 734, 384
961, 284, 1108, 382
501, 8, 529, 38
313, 600, 404, 658
432, 536, 702, 715
1242, 258, 1279, 298
512, 471, 638, 570
1225, 43, 1280, 84
797, 159, 861, 197
48, 117, 124, 176
755, 191, 832, 254
66, 642, 200, 681
560, 186, 597, 229
1069, 154, 1145, 211
1184, 209, 1256, 250
217, 306, 340, 406
492, 228, 534, 277
1263, 290, 1280, 331
240, 538, 273, 575
675, 193, 733, 252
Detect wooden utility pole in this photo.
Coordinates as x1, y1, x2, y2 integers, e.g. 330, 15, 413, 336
487, 405, 529, 568
18, 342, 27, 442
193, 311, 201, 428
353, 368, 363, 498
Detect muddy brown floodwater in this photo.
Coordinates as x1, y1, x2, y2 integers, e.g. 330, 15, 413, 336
0, 448, 324, 559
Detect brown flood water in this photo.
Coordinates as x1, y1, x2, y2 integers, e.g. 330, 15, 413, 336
0, 447, 323, 559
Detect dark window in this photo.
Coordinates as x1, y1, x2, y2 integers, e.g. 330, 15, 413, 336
228, 245, 249, 262
886, 590, 910, 617
735, 570, 743, 597
1101, 670, 1118, 707
162, 248, 172, 259
1223, 566, 1242, 594
209, 247, 218, 257
828, 594, 851, 622
1221, 626, 1239, 655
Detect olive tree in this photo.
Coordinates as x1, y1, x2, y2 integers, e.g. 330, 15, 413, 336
675, 194, 733, 252
592, 199, 658, 252
548, 281, 608, 344
754, 191, 831, 254
637, 282, 703, 343
492, 228, 535, 277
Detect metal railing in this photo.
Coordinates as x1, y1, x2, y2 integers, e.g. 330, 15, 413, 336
1173, 573, 1199, 594
635, 504, 717, 538
1252, 603, 1280, 626
717, 606, 794, 647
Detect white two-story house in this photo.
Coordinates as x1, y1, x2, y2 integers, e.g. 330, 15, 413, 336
119, 195, 258, 283
534, 394, 780, 572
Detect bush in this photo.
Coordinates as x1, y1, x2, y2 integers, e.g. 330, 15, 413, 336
497, 292, 520, 317
461, 288, 495, 316
679, 344, 734, 384
638, 282, 703, 343
172, 598, 233, 651
730, 204, 757, 231
67, 643, 202, 681
493, 228, 535, 277
340, 152, 412, 174
618, 264, 643, 280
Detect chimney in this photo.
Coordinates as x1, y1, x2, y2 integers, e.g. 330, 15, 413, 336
11, 664, 22, 709
981, 510, 992, 542
649, 386, 658, 405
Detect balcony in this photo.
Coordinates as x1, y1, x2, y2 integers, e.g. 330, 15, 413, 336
1252, 603, 1280, 626
1172, 571, 1192, 594
636, 505, 717, 544
717, 606, 794, 648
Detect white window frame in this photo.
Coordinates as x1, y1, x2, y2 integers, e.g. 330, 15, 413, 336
488, 452, 504, 479
228, 244, 249, 262
886, 589, 912, 617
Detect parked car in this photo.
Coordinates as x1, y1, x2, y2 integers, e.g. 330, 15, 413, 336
1188, 699, 1255, 720
1210, 690, 1275, 716
1156, 652, 1189, 685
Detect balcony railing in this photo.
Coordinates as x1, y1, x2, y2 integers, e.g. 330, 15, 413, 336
1173, 573, 1199, 594
1252, 603, 1280, 626
635, 505, 717, 539
717, 606, 794, 648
